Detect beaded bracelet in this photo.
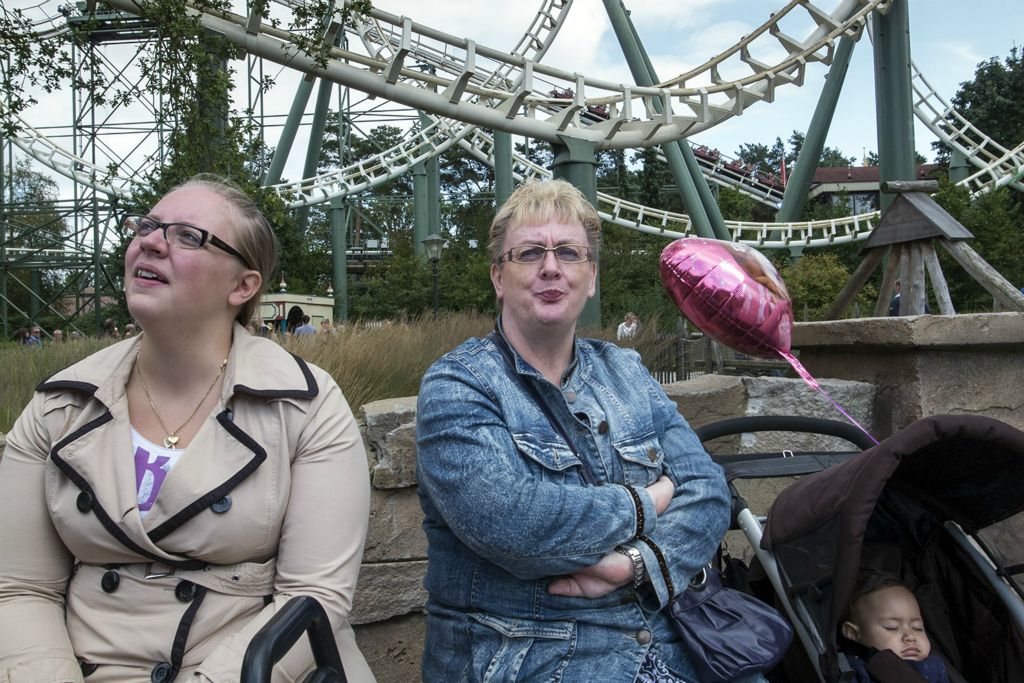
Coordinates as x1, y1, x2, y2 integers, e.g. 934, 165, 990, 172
623, 485, 645, 539
637, 535, 675, 599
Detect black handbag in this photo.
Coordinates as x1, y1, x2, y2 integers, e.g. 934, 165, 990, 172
667, 565, 793, 683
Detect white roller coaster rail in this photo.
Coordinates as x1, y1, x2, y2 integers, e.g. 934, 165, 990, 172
910, 62, 1024, 195
97, 0, 886, 148
4, 0, 1022, 250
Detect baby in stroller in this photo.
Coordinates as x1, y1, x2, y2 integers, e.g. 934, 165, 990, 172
841, 573, 950, 682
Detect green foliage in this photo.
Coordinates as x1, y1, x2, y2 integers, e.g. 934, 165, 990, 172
932, 179, 1024, 311
715, 187, 757, 222
933, 47, 1024, 164
781, 252, 876, 321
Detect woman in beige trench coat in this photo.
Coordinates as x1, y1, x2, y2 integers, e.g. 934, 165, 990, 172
0, 176, 375, 683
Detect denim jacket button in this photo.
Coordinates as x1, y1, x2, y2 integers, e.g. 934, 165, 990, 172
564, 390, 577, 403
598, 420, 609, 434
647, 448, 658, 462
635, 628, 652, 644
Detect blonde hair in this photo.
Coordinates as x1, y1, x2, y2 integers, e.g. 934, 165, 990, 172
487, 179, 601, 264
168, 174, 279, 325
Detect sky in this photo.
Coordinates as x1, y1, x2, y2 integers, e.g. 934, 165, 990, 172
6, 0, 1023, 190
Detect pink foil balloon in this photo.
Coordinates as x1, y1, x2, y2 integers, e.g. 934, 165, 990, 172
660, 238, 793, 358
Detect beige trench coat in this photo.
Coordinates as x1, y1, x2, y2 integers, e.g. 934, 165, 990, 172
0, 327, 375, 683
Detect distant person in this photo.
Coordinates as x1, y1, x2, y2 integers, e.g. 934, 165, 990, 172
841, 574, 950, 682
285, 305, 305, 335
69, 330, 84, 341
26, 326, 43, 347
52, 329, 64, 343
320, 319, 337, 335
889, 281, 928, 316
293, 315, 316, 336
616, 311, 639, 340
100, 318, 119, 338
14, 328, 29, 345
123, 323, 137, 337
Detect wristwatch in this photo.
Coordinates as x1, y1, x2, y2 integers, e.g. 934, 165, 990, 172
615, 545, 647, 589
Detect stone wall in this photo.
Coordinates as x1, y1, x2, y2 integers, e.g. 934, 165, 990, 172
350, 376, 876, 680
792, 312, 1024, 438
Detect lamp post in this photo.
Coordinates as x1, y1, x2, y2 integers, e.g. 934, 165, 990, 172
421, 233, 446, 319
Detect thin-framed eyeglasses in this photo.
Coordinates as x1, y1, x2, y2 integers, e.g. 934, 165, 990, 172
500, 244, 592, 265
120, 214, 252, 269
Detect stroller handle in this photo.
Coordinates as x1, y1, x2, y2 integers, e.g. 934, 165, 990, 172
695, 415, 877, 452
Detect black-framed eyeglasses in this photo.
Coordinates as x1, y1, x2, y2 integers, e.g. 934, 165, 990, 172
120, 214, 252, 268
500, 244, 592, 265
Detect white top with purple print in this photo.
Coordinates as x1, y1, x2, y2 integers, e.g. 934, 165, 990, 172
132, 428, 184, 518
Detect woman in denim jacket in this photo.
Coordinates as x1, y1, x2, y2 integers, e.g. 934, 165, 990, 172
416, 179, 738, 682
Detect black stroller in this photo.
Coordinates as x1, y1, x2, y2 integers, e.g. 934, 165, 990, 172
698, 414, 1024, 683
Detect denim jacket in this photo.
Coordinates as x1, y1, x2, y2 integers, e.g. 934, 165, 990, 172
415, 328, 730, 682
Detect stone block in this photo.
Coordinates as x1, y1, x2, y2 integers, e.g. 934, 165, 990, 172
354, 612, 426, 683
363, 488, 427, 563
741, 377, 875, 453
351, 560, 428, 625
793, 313, 1024, 436
663, 375, 746, 455
360, 396, 419, 489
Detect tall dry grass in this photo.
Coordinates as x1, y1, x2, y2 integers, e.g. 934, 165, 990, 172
0, 339, 109, 433
0, 313, 666, 433
282, 312, 494, 412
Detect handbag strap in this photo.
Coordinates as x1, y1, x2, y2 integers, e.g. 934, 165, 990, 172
487, 328, 598, 485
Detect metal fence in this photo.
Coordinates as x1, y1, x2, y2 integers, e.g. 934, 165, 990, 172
635, 321, 791, 384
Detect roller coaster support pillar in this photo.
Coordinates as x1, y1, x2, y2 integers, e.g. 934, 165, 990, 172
872, 0, 916, 211
601, 0, 728, 241
413, 160, 429, 257
417, 109, 442, 251
949, 148, 970, 185
294, 75, 337, 231
264, 76, 316, 185
552, 136, 601, 328
493, 131, 514, 208
329, 198, 348, 323
777, 36, 857, 223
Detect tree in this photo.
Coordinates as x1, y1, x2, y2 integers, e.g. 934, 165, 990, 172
932, 47, 1024, 165
781, 252, 876, 321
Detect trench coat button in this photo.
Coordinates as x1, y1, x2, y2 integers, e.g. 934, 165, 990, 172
635, 628, 652, 645
175, 580, 197, 603
598, 420, 609, 435
211, 495, 232, 514
647, 448, 658, 462
564, 390, 577, 403
151, 662, 172, 683
76, 491, 94, 512
100, 570, 120, 593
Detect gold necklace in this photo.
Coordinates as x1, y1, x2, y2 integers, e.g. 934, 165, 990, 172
136, 355, 228, 448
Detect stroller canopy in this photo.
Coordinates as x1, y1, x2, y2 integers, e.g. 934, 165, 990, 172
762, 414, 1024, 682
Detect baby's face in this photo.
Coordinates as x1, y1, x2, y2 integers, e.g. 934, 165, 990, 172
848, 586, 931, 661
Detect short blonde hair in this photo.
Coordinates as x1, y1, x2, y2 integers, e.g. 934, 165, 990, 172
168, 174, 279, 325
487, 179, 601, 264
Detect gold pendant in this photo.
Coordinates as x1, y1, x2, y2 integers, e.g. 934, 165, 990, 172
164, 434, 180, 448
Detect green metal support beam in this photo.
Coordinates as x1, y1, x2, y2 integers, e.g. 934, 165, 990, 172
552, 135, 601, 328
493, 130, 514, 208
872, 0, 916, 211
329, 198, 348, 323
413, 160, 429, 256
602, 0, 727, 240
949, 148, 970, 185
776, 35, 857, 222
264, 76, 315, 186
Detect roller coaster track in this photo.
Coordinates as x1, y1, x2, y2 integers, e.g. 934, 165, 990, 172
910, 61, 1024, 195
4, 0, 1022, 251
